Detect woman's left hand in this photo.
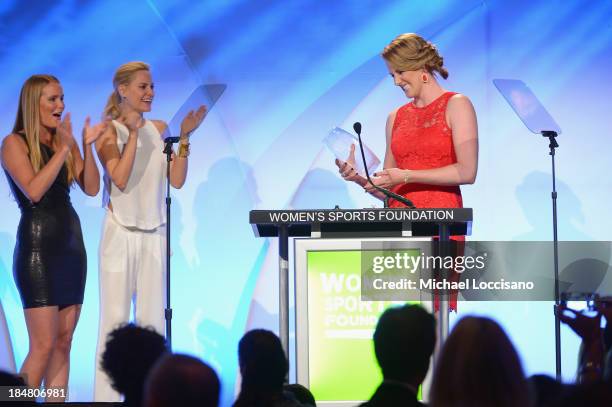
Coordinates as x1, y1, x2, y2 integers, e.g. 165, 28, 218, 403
364, 168, 408, 192
82, 116, 108, 146
180, 105, 207, 137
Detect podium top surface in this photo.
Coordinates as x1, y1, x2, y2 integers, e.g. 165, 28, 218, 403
249, 208, 472, 238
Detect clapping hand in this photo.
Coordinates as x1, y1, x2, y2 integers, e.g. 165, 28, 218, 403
82, 116, 109, 146
56, 112, 76, 151
123, 111, 144, 133
180, 105, 207, 137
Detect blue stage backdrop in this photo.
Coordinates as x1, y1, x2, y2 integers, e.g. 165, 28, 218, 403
1, 0, 611, 404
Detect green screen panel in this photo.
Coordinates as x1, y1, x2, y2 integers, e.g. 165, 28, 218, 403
306, 250, 419, 401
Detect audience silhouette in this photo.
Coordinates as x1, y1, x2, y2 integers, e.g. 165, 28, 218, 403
100, 324, 167, 407
85, 300, 612, 406
284, 383, 316, 407
144, 353, 220, 407
429, 316, 529, 407
233, 329, 304, 407
360, 304, 435, 407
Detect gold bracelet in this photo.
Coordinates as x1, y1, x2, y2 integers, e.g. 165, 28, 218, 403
178, 141, 190, 158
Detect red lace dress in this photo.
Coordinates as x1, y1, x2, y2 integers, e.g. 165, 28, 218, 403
389, 91, 464, 311
389, 91, 462, 208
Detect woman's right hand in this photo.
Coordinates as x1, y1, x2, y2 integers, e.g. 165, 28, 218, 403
335, 143, 361, 182
56, 112, 76, 152
122, 111, 144, 133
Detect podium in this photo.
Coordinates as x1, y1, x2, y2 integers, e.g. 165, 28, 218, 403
249, 207, 472, 350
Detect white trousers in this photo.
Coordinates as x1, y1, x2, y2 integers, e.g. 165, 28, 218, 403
94, 211, 166, 402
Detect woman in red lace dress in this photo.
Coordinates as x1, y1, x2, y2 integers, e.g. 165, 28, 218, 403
337, 34, 478, 312
336, 33, 478, 207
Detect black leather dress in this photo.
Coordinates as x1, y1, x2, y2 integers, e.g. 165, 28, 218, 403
5, 142, 86, 308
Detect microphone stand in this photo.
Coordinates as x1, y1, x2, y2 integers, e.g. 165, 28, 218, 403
542, 130, 562, 379
353, 122, 414, 208
162, 136, 180, 350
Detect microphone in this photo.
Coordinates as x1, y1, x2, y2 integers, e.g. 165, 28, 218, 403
353, 122, 414, 208
163, 136, 181, 157
164, 136, 181, 144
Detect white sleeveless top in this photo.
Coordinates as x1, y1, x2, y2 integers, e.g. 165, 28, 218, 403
103, 120, 166, 230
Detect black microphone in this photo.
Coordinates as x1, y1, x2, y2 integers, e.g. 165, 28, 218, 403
353, 122, 414, 208
163, 136, 181, 157
164, 136, 181, 144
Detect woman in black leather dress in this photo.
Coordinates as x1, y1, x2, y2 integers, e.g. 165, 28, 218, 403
0, 75, 106, 400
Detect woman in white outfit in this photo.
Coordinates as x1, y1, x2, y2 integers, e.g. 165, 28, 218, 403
93, 61, 206, 401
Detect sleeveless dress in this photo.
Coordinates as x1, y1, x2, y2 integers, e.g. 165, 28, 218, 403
5, 139, 86, 308
389, 92, 464, 311
389, 91, 463, 209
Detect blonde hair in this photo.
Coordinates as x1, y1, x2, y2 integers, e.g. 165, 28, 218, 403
103, 61, 151, 119
12, 74, 76, 184
382, 33, 448, 79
